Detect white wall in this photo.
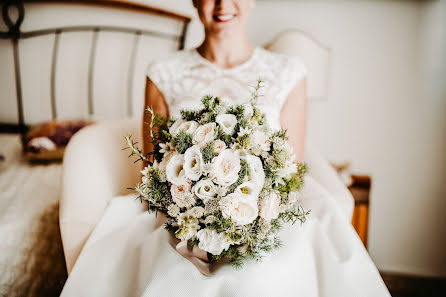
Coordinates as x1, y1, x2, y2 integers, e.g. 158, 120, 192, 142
147, 0, 446, 277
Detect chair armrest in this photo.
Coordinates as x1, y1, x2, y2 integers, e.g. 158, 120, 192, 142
60, 119, 142, 273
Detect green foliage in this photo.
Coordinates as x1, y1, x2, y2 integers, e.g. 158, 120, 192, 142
271, 129, 288, 140
201, 94, 221, 111
180, 109, 201, 121
227, 159, 248, 194
173, 130, 193, 154
280, 205, 310, 225
200, 141, 216, 163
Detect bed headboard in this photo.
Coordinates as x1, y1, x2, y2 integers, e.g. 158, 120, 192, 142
0, 0, 191, 134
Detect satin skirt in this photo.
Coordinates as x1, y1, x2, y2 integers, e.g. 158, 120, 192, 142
60, 175, 390, 297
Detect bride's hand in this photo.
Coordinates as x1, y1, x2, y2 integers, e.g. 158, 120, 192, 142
155, 211, 227, 276
167, 231, 228, 276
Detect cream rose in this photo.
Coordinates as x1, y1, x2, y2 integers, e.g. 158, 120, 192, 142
178, 120, 199, 134
259, 191, 281, 221
183, 145, 203, 181
211, 149, 241, 186
196, 228, 232, 255
219, 192, 258, 225
171, 180, 194, 208
193, 123, 216, 146
166, 154, 187, 186
192, 179, 216, 202
216, 114, 237, 135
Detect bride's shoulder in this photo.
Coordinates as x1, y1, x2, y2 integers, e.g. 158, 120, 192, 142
256, 47, 307, 78
145, 49, 195, 79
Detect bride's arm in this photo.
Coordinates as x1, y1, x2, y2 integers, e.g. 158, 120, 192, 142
280, 77, 307, 162
143, 77, 169, 161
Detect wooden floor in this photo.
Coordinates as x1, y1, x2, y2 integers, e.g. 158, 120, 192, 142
380, 271, 446, 297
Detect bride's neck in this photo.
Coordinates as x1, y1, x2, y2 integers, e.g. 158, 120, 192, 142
197, 34, 254, 69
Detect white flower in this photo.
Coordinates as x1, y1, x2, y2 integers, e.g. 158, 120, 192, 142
159, 142, 174, 155
171, 180, 194, 208
237, 126, 251, 138
277, 158, 298, 181
183, 145, 203, 181
192, 179, 216, 202
213, 140, 227, 154
167, 204, 180, 217
190, 206, 205, 218
249, 130, 270, 155
193, 123, 216, 146
216, 114, 237, 135
204, 215, 216, 224
166, 154, 187, 186
141, 165, 150, 176
196, 229, 232, 255
244, 155, 265, 192
219, 192, 258, 225
236, 181, 261, 199
176, 212, 200, 240
259, 191, 281, 221
178, 121, 199, 134
211, 149, 241, 186
242, 103, 254, 118
169, 119, 184, 136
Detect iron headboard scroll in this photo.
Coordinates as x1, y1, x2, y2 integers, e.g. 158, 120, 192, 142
0, 0, 190, 134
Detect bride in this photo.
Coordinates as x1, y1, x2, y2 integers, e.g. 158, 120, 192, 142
61, 0, 390, 296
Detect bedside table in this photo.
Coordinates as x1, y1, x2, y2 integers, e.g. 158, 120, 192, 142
348, 174, 371, 248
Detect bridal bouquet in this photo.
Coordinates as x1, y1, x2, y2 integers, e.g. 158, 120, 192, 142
125, 82, 309, 267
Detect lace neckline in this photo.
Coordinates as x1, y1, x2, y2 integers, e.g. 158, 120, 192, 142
191, 46, 260, 72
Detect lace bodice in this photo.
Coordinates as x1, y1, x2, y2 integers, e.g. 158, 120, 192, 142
145, 47, 307, 130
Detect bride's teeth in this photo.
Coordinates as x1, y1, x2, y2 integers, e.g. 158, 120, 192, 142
217, 14, 234, 21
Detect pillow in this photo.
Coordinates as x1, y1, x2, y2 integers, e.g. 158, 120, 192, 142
24, 119, 93, 162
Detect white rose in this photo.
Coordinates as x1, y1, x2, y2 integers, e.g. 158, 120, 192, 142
216, 114, 237, 135
193, 123, 216, 146
192, 179, 216, 202
178, 121, 199, 134
183, 145, 203, 181
196, 228, 232, 255
213, 140, 227, 154
169, 119, 184, 136
166, 154, 187, 186
259, 191, 281, 221
244, 154, 265, 192
171, 180, 194, 208
219, 192, 258, 225
211, 149, 241, 186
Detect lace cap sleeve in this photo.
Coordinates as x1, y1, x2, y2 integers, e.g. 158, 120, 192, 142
277, 55, 308, 109
145, 59, 171, 105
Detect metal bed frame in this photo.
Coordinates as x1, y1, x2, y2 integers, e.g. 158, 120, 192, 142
0, 0, 190, 136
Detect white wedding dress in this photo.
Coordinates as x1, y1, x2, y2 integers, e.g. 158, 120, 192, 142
61, 47, 390, 297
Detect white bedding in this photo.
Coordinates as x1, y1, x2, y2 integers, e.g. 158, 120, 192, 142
0, 134, 63, 295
